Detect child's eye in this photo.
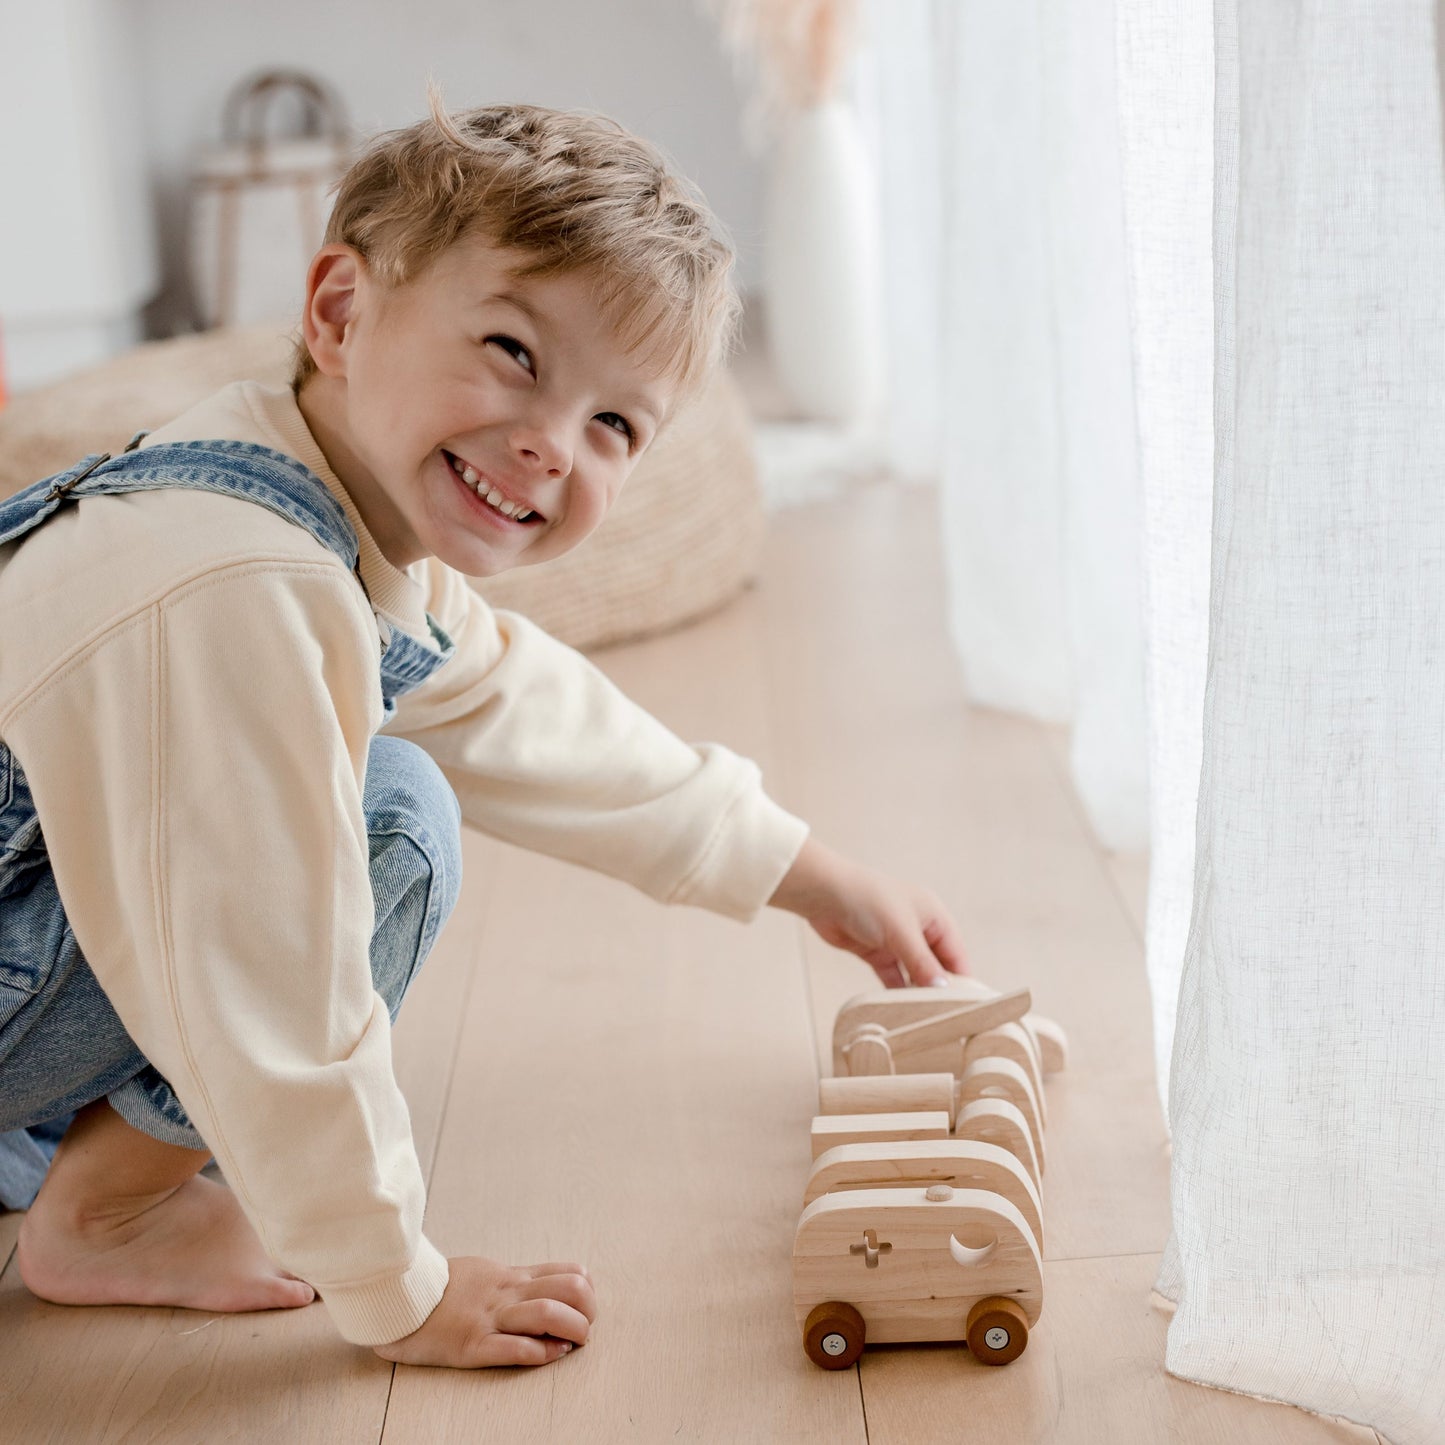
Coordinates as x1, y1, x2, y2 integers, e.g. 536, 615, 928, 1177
487, 335, 534, 373
597, 412, 636, 445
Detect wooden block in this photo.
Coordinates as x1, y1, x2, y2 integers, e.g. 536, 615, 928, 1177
831, 982, 1008, 1076
838, 1025, 895, 1077
803, 1139, 1044, 1250
961, 1023, 1045, 1123
956, 1058, 1046, 1173
835, 989, 1031, 1078
818, 1073, 956, 1127
810, 1111, 950, 1161
1024, 1012, 1069, 1074
883, 990, 1030, 1059
954, 1097, 1042, 1187
793, 1186, 1043, 1345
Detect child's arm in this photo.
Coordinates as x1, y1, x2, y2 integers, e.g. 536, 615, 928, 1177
391, 565, 808, 920
768, 836, 969, 987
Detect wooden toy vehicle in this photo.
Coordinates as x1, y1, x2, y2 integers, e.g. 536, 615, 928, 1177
795, 1184, 1043, 1368
793, 980, 1067, 1369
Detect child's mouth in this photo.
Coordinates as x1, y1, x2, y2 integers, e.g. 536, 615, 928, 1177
443, 451, 545, 526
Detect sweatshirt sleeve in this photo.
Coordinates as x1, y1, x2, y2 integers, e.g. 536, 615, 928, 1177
5, 558, 448, 1346
384, 562, 809, 922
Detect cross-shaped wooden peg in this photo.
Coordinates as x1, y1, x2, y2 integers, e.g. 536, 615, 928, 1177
849, 1229, 892, 1269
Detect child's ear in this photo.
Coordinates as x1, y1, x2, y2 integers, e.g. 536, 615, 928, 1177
301, 244, 366, 380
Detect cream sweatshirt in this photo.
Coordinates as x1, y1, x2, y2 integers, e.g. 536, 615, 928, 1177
0, 381, 808, 1345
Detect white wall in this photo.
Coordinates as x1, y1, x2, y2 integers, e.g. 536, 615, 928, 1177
0, 0, 158, 387
131, 0, 763, 335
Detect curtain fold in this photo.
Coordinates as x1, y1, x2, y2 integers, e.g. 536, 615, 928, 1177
862, 0, 1149, 849
1114, 3, 1214, 1116
1158, 5, 1445, 1436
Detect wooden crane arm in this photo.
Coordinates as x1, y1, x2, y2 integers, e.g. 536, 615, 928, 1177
873, 988, 1031, 1059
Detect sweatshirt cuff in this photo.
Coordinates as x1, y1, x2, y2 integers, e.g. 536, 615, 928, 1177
668, 780, 811, 922
321, 1234, 451, 1346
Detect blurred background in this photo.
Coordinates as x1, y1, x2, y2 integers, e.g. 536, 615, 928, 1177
0, 1, 777, 389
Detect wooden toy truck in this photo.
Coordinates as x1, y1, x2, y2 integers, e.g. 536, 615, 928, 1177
793, 979, 1067, 1369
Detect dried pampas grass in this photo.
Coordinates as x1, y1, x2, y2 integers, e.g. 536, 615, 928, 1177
703, 0, 860, 145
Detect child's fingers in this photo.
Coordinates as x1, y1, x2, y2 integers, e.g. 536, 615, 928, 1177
497, 1296, 592, 1346
520, 1268, 597, 1321
470, 1332, 576, 1369
885, 917, 954, 987
526, 1260, 591, 1280
923, 912, 969, 976
863, 949, 910, 988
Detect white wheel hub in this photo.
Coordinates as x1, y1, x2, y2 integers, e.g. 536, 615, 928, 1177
821, 1332, 849, 1357
984, 1326, 1011, 1351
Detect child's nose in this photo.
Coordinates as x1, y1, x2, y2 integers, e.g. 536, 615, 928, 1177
508, 420, 572, 478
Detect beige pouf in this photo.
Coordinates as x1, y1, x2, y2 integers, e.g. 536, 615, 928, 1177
0, 323, 763, 651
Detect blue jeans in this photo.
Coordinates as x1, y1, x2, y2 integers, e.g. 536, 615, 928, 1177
0, 736, 462, 1210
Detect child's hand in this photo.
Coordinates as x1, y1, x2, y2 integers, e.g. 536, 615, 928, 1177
372, 1255, 595, 1369
768, 837, 969, 988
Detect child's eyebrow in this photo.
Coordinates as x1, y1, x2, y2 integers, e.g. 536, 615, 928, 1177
490, 290, 550, 332
626, 393, 666, 429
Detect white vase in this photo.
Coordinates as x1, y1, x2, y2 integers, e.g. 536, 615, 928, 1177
763, 100, 885, 426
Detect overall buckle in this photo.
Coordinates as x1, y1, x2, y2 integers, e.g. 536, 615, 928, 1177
44, 452, 112, 503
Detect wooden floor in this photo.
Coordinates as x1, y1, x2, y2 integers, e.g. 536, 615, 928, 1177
0, 484, 1381, 1444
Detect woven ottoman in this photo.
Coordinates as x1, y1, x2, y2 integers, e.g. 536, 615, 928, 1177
0, 323, 764, 651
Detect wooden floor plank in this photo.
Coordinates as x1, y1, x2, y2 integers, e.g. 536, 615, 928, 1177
380, 590, 867, 1444
0, 1272, 390, 1445
0, 1210, 19, 1277
856, 1253, 1381, 1445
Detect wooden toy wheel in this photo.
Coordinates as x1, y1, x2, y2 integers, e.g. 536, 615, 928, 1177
803, 1301, 866, 1369
966, 1296, 1029, 1365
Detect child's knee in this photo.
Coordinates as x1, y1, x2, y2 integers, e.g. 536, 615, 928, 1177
364, 737, 463, 962
366, 733, 460, 835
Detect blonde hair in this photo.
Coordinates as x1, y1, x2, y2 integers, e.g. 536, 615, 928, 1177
291, 90, 741, 400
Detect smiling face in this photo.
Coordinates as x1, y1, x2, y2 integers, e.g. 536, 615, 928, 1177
295, 232, 677, 576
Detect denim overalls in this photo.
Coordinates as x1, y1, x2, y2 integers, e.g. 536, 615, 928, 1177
0, 439, 464, 1208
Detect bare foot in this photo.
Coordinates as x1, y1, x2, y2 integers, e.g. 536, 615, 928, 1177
17, 1172, 317, 1314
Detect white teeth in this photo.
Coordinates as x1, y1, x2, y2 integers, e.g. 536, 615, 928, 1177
449, 453, 537, 522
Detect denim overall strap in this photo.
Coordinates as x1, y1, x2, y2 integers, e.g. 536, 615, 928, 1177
0, 439, 455, 711
0, 441, 359, 568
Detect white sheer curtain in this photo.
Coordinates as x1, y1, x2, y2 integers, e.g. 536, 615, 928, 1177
860, 1, 1149, 852
864, 3, 1445, 1439
1145, 5, 1445, 1437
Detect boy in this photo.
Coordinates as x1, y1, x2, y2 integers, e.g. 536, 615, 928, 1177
0, 98, 966, 1369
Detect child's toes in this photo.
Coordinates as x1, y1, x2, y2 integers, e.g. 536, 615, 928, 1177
267, 1274, 317, 1309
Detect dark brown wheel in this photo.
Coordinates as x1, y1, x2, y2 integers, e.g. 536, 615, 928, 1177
803, 1300, 866, 1369
966, 1296, 1029, 1365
